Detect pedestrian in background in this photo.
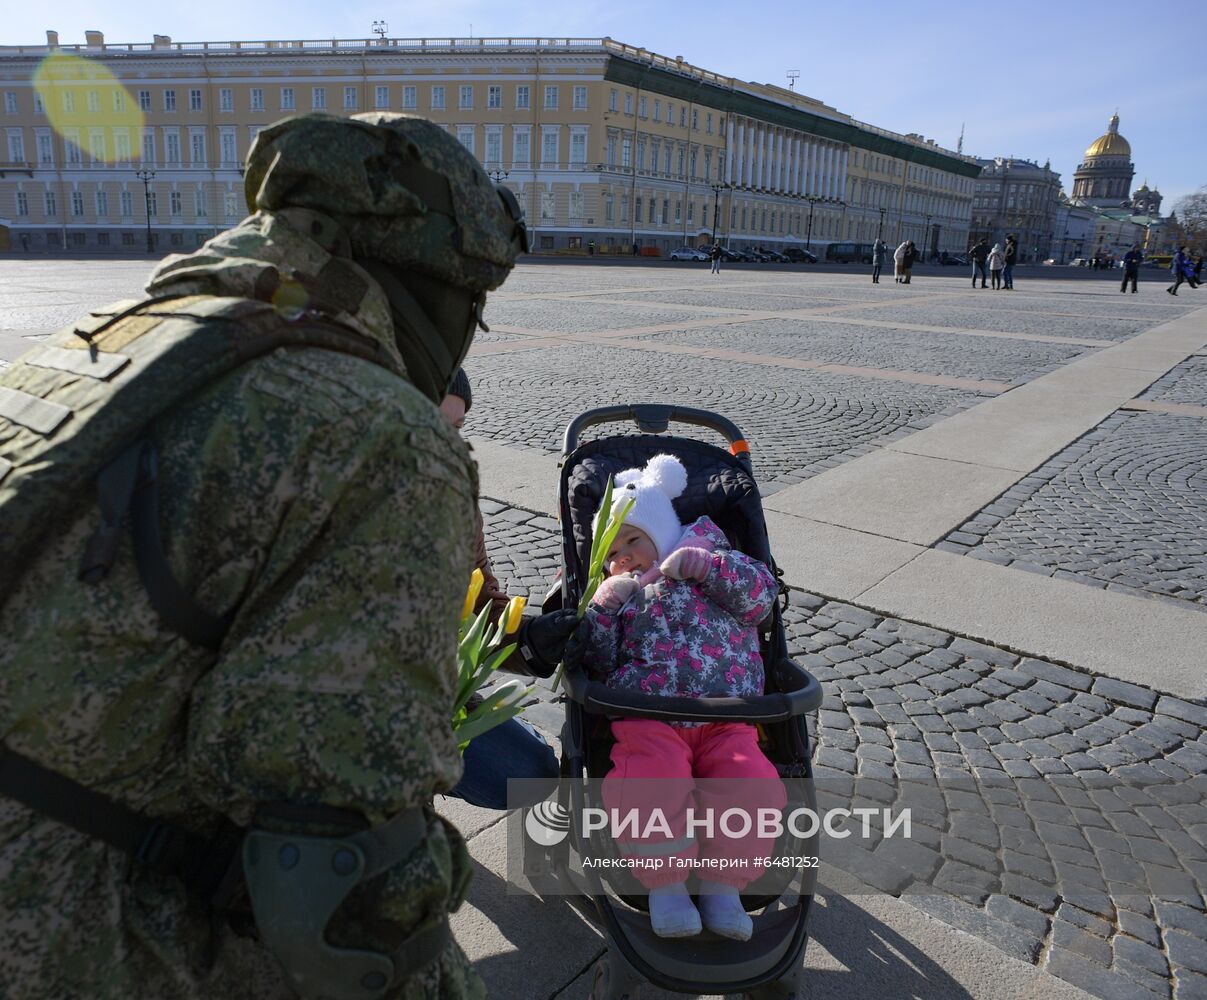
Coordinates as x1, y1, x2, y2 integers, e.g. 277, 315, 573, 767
1003, 235, 1017, 289
871, 238, 886, 283
896, 240, 917, 284
969, 239, 990, 288
1193, 254, 1204, 285
1121, 244, 1142, 294
988, 242, 1006, 289
1168, 246, 1197, 295
710, 242, 723, 275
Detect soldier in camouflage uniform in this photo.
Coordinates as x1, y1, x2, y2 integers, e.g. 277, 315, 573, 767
0, 114, 524, 999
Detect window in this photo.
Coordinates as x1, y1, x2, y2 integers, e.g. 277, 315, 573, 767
607, 134, 616, 166
16, 190, 28, 215
189, 131, 206, 165
653, 99, 660, 119
666, 102, 673, 124
344, 86, 358, 110
402, 86, 417, 109
170, 233, 182, 246
456, 126, 474, 155
706, 113, 713, 134
251, 88, 264, 111
97, 232, 110, 247
141, 130, 155, 164
165, 132, 180, 164
636, 139, 645, 172
624, 93, 633, 115
638, 96, 647, 118
541, 128, 558, 166
71, 232, 86, 247
120, 190, 133, 216
569, 191, 584, 220
34, 92, 44, 113
680, 107, 686, 127
375, 86, 389, 109
63, 92, 75, 113
87, 91, 100, 113
620, 193, 628, 222
138, 89, 151, 111
281, 88, 295, 111
609, 89, 618, 112
95, 190, 108, 216
692, 109, 698, 130
194, 186, 208, 217
431, 86, 445, 110
7, 131, 24, 163
122, 232, 135, 246
220, 131, 237, 165
544, 86, 558, 110
663, 146, 671, 175
570, 130, 586, 165
311, 87, 326, 110
71, 191, 84, 216
64, 130, 81, 164
516, 86, 530, 109
170, 190, 182, 216
164, 90, 176, 112
485, 128, 502, 166
573, 86, 587, 110
604, 193, 613, 221
189, 89, 202, 111
4, 92, 17, 114
540, 191, 555, 221
88, 130, 106, 164
459, 86, 473, 110
635, 196, 642, 221
661, 198, 669, 224
224, 191, 239, 217
648, 199, 656, 223
513, 128, 530, 166
675, 200, 681, 224
219, 88, 233, 112
621, 137, 631, 168
44, 190, 56, 216
487, 85, 501, 109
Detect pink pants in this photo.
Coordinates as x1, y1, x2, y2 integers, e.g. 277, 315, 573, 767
602, 719, 787, 889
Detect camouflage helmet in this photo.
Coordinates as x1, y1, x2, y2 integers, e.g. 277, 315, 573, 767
244, 113, 525, 293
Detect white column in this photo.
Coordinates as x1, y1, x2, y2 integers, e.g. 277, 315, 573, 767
808, 140, 819, 196
758, 127, 768, 189
796, 137, 807, 195
826, 144, 836, 199
792, 136, 802, 195
839, 147, 848, 202
733, 119, 744, 185
728, 119, 739, 185
745, 123, 756, 188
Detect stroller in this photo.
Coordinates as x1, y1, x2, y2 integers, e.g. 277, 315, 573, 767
523, 404, 823, 1000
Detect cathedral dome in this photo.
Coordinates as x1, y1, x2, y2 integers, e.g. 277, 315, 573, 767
1085, 114, 1130, 159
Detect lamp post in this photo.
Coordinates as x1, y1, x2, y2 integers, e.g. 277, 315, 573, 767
805, 195, 822, 251
135, 168, 156, 254
488, 168, 509, 185
924, 213, 932, 260
877, 206, 886, 241
709, 182, 727, 244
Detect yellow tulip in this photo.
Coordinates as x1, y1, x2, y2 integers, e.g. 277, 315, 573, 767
461, 568, 484, 622
503, 596, 528, 635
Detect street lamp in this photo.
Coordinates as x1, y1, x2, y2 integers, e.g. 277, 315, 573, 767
135, 168, 156, 254
805, 195, 823, 252
709, 182, 728, 244
924, 213, 932, 260
877, 206, 886, 241
488, 168, 509, 185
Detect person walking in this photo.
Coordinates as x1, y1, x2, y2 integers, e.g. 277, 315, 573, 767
710, 241, 723, 274
969, 239, 990, 288
1193, 254, 1204, 286
0, 113, 528, 1000
1121, 244, 1143, 294
1168, 246, 1197, 295
1003, 235, 1018, 289
898, 240, 917, 284
988, 242, 1006, 289
871, 238, 887, 283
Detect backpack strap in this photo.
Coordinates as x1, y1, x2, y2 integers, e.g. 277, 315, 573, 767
0, 744, 244, 906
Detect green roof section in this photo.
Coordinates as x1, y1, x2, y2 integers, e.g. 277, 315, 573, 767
604, 55, 981, 177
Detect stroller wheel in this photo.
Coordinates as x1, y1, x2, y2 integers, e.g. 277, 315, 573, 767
588, 959, 639, 1000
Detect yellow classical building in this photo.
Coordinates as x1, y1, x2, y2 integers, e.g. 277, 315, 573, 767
0, 31, 978, 256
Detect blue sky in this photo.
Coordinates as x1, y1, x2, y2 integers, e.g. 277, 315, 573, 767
7, 1, 1205, 209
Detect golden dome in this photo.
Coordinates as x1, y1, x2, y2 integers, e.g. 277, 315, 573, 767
1085, 114, 1130, 159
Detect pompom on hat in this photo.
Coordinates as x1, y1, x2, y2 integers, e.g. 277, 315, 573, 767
611, 454, 688, 561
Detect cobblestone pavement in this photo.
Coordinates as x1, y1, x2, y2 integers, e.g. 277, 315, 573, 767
480, 500, 1207, 1000
838, 301, 1163, 340
941, 410, 1207, 610
632, 319, 1091, 385
464, 343, 981, 493
1142, 356, 1207, 407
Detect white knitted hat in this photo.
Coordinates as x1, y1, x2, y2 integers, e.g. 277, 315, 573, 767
610, 454, 688, 560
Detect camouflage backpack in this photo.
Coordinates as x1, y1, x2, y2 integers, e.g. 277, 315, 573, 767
0, 284, 402, 644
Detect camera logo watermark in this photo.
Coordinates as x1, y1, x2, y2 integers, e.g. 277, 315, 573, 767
524, 797, 571, 847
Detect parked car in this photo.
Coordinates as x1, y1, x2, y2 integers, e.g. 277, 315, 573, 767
760, 249, 790, 263
939, 253, 968, 266
783, 248, 818, 263
669, 246, 709, 261
1069, 258, 1089, 267
717, 247, 744, 262
734, 248, 764, 262
824, 242, 876, 264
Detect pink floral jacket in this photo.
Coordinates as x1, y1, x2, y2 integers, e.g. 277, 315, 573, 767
584, 516, 776, 700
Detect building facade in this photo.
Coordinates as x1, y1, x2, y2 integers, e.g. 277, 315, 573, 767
0, 32, 979, 256
1070, 114, 1134, 210
968, 157, 1062, 262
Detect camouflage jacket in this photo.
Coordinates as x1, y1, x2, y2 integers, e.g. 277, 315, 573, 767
0, 212, 483, 999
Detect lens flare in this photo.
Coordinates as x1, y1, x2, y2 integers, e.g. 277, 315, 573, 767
33, 52, 144, 165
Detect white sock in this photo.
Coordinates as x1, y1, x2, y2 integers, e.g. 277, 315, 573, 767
647, 882, 701, 938
697, 880, 753, 941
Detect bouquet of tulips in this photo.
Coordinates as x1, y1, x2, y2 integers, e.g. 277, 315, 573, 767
451, 569, 533, 750
552, 476, 635, 690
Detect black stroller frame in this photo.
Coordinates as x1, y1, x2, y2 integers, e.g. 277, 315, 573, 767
523, 404, 824, 1000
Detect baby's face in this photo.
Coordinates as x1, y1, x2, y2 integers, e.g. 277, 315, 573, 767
606, 526, 657, 577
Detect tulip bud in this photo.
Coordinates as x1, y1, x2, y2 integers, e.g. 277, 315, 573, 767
461, 568, 484, 622
503, 595, 528, 635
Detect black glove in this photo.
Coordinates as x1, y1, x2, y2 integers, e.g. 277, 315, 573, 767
518, 609, 581, 678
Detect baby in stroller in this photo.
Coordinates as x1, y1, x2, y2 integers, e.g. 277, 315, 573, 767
582, 453, 787, 942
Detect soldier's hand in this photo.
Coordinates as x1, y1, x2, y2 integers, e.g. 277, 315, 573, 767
519, 608, 582, 678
